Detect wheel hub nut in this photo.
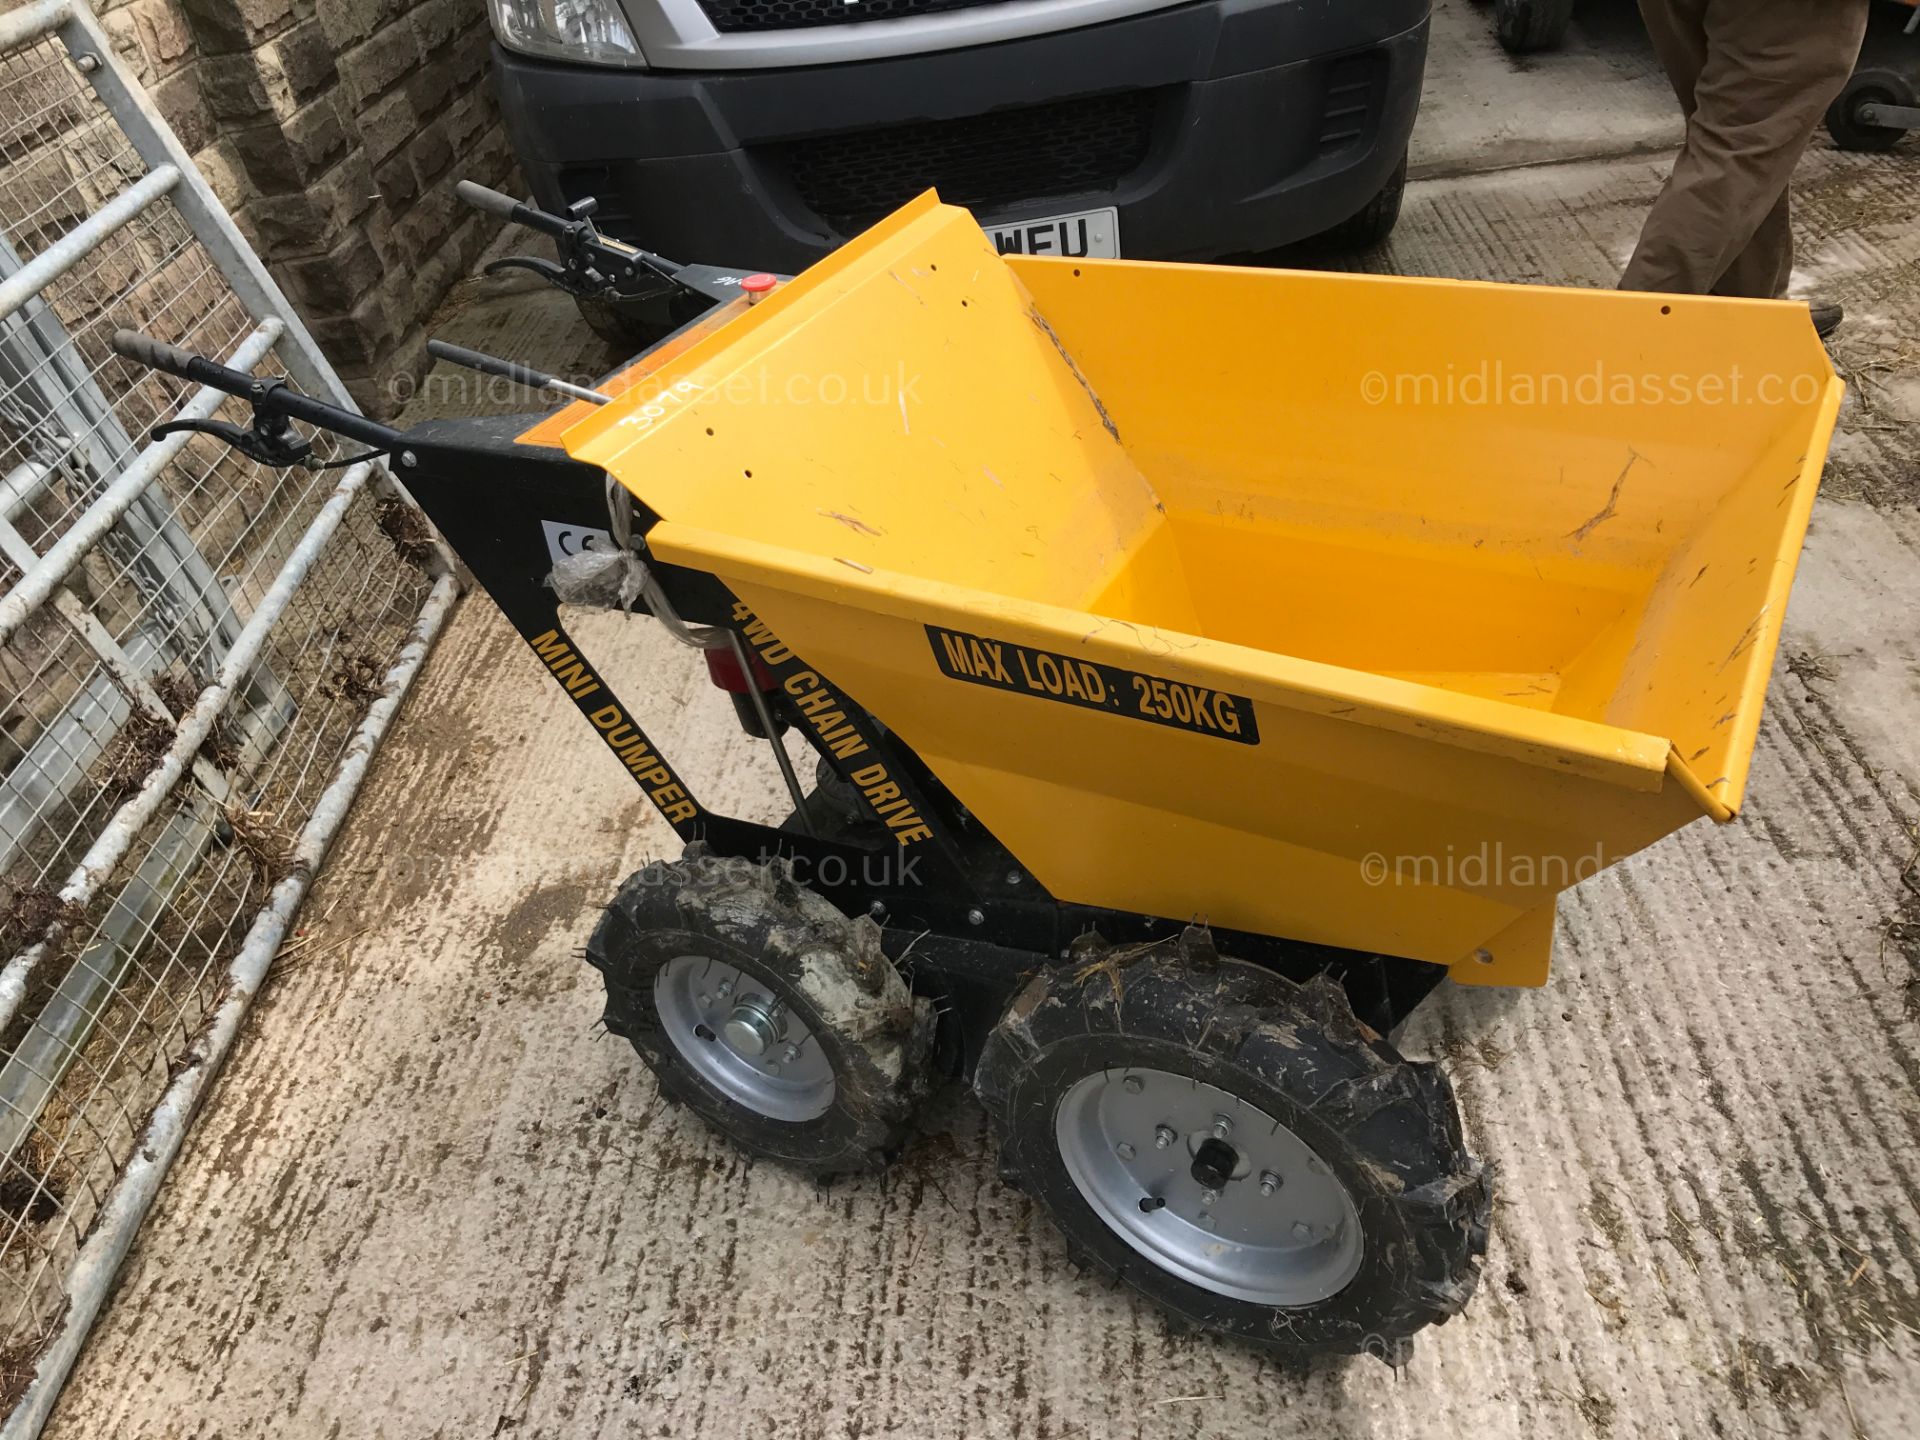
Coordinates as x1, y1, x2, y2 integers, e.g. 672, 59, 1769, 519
1190, 1137, 1237, 1191
1154, 1125, 1177, 1150
721, 995, 784, 1056
1260, 1170, 1282, 1196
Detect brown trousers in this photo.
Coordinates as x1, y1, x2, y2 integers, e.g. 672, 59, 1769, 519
1619, 0, 1871, 298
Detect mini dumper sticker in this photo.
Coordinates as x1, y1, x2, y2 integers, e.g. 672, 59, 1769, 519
926, 626, 1259, 745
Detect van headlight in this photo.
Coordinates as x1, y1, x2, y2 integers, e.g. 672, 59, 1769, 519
489, 0, 643, 67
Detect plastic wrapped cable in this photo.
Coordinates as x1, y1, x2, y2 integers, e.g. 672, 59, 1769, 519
547, 475, 646, 609
547, 544, 647, 609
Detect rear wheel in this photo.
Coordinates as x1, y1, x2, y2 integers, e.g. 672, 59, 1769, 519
587, 847, 934, 1175
975, 931, 1489, 1361
1495, 0, 1574, 53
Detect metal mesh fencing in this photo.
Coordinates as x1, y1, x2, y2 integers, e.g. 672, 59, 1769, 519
0, 2, 458, 1428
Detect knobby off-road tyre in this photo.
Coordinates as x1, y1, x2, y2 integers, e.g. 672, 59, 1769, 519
974, 932, 1490, 1362
587, 848, 934, 1176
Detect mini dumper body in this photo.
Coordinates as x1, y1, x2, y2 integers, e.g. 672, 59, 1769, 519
118, 191, 1843, 1362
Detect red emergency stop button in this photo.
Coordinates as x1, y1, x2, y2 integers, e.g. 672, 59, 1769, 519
741, 272, 778, 302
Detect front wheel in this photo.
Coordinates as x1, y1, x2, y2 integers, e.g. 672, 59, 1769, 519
974, 932, 1489, 1361
1308, 153, 1407, 253
587, 848, 934, 1176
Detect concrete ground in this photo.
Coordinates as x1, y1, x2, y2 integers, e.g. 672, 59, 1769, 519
1412, 0, 1677, 177
45, 4, 1920, 1438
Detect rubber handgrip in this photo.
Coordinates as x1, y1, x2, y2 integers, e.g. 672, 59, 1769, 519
110, 328, 199, 381
455, 180, 526, 222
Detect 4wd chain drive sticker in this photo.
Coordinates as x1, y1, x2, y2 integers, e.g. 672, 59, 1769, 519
926, 626, 1259, 745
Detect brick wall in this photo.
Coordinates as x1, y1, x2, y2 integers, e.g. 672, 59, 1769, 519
96, 0, 517, 415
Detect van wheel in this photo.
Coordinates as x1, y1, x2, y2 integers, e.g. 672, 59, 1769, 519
1311, 154, 1407, 253
1495, 0, 1574, 53
974, 931, 1489, 1361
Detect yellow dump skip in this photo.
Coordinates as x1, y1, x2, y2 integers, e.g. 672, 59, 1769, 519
562, 194, 1843, 987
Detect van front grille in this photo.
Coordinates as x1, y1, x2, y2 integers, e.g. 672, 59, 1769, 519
697, 0, 1022, 33
766, 90, 1161, 234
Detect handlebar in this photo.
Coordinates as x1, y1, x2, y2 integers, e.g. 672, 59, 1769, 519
110, 329, 405, 453
454, 179, 689, 298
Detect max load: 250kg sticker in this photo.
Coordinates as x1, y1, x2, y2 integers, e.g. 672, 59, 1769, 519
926, 626, 1258, 745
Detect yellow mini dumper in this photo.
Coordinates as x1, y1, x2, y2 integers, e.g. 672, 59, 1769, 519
113, 188, 1842, 1363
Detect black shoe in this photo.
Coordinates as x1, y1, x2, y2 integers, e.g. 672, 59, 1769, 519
1809, 302, 1843, 339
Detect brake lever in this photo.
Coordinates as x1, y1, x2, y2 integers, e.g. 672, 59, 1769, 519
459, 183, 695, 302
151, 404, 313, 469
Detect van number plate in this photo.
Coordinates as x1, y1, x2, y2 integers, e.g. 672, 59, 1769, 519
982, 207, 1120, 259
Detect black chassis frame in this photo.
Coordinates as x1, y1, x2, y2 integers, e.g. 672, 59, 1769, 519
397, 380, 1445, 1076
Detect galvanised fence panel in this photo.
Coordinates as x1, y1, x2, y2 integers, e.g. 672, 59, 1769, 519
0, 3, 458, 1429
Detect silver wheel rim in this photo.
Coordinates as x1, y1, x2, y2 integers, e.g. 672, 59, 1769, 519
653, 955, 836, 1122
1054, 1067, 1364, 1305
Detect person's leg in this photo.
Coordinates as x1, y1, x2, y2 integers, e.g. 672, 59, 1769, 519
1699, 0, 1868, 299
1712, 190, 1791, 299
1637, 0, 1709, 116
1619, 0, 1711, 288
1620, 0, 1869, 297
